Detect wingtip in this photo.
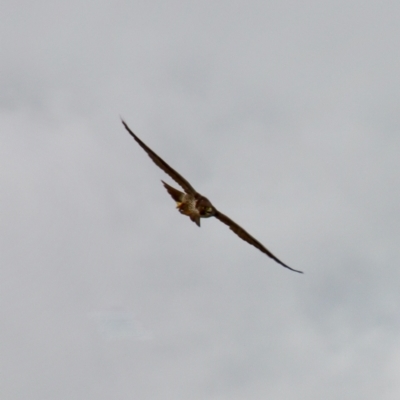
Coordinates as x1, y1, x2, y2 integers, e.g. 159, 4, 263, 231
280, 261, 303, 274
121, 119, 138, 140
282, 263, 304, 274
120, 118, 128, 129
289, 267, 304, 274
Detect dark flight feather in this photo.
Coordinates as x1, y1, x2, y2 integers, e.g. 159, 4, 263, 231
215, 211, 303, 273
122, 119, 196, 195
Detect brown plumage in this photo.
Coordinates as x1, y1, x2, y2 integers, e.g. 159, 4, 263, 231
122, 119, 303, 274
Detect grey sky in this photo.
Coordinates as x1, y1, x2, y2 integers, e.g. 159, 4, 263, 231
1, 1, 400, 399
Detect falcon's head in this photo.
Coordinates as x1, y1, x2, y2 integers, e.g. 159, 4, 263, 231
197, 197, 216, 218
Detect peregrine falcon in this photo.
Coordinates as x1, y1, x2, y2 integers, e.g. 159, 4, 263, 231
122, 120, 302, 274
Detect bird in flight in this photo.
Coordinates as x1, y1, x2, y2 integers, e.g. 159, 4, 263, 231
122, 120, 302, 273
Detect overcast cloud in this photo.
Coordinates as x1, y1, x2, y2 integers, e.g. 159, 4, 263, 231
1, 1, 400, 399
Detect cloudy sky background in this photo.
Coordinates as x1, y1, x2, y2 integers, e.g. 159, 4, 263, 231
1, 1, 400, 398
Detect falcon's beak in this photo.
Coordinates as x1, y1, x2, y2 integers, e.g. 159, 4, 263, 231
176, 202, 182, 208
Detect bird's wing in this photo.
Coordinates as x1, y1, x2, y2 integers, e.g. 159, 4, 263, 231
122, 120, 197, 195
214, 210, 303, 273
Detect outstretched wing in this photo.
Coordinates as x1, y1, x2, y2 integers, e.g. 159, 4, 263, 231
122, 119, 197, 195
215, 210, 303, 273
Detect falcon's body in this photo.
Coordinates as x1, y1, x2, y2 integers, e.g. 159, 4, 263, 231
162, 180, 215, 227
122, 119, 302, 274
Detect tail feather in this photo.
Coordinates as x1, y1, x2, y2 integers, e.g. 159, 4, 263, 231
161, 180, 184, 202
190, 215, 201, 227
